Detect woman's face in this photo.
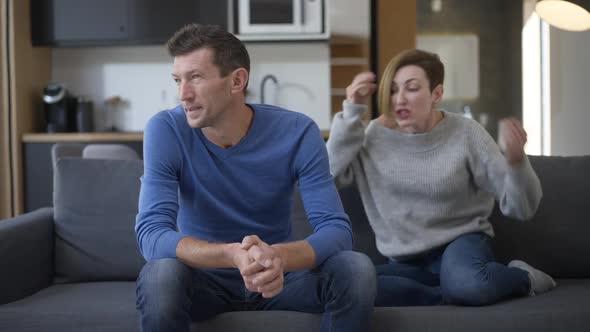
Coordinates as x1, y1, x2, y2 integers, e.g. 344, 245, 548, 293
388, 65, 442, 134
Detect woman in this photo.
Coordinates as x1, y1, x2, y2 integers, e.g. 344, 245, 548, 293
326, 49, 556, 306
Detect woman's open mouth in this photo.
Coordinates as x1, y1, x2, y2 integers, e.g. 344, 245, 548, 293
396, 109, 411, 120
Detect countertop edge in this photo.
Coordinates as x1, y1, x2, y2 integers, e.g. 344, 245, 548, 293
22, 132, 144, 143
23, 130, 330, 143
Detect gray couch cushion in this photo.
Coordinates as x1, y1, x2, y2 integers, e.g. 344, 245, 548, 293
290, 186, 386, 264
339, 185, 387, 264
373, 279, 590, 332
0, 282, 139, 332
291, 155, 590, 276
197, 311, 322, 331
1, 280, 588, 332
53, 158, 145, 283
0, 208, 54, 305
492, 155, 590, 278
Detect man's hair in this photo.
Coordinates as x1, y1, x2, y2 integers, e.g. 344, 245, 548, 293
377, 49, 444, 114
167, 24, 250, 77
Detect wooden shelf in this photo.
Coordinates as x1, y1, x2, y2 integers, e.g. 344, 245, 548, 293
329, 34, 370, 119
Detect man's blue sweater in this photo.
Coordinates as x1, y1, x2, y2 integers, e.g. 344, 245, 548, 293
135, 104, 352, 267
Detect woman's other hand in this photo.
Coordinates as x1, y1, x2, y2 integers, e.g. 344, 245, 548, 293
498, 117, 527, 166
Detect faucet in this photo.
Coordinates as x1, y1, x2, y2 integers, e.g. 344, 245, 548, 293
462, 104, 473, 119
260, 74, 278, 104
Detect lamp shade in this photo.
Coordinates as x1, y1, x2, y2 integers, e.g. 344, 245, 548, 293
535, 0, 590, 31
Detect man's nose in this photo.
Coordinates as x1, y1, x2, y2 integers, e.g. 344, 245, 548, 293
179, 82, 194, 101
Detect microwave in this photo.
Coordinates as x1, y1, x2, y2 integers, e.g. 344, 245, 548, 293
237, 0, 324, 35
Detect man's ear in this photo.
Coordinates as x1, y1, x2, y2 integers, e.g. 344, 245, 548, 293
231, 68, 249, 94
431, 84, 443, 104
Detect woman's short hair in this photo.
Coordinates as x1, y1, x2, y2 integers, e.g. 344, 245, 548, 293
377, 49, 444, 114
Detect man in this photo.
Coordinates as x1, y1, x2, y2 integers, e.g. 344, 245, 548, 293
135, 24, 375, 331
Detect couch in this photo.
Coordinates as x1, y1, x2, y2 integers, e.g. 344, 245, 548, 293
1, 155, 589, 331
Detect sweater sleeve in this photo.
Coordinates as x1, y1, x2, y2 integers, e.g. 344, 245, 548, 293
295, 118, 353, 266
326, 100, 368, 187
135, 113, 185, 261
468, 122, 543, 220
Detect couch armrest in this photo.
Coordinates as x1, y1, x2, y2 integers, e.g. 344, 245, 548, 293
0, 208, 54, 305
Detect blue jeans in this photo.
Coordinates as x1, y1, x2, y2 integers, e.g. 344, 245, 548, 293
136, 251, 375, 332
376, 232, 530, 306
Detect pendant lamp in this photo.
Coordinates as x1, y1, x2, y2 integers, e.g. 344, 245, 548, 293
535, 0, 590, 31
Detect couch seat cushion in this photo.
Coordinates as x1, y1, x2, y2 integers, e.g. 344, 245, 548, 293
374, 279, 590, 332
0, 281, 322, 332
0, 282, 138, 332
1, 279, 588, 331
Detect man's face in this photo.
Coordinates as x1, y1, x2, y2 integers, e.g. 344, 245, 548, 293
172, 48, 233, 128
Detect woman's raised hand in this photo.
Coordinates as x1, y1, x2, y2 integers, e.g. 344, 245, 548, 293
346, 71, 377, 105
498, 117, 528, 166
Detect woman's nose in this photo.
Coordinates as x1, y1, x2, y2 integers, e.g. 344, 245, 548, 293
393, 91, 406, 105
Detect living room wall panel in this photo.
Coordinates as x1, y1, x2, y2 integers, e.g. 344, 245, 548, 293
1, 0, 11, 219
8, 0, 51, 216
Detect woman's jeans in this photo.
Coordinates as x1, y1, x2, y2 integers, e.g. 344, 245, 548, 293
136, 251, 376, 332
376, 232, 531, 306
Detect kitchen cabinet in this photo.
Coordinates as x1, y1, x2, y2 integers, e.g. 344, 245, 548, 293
128, 0, 228, 44
22, 133, 143, 212
31, 0, 129, 44
31, 0, 228, 46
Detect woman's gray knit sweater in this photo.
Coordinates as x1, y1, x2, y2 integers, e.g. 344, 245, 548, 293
326, 102, 542, 260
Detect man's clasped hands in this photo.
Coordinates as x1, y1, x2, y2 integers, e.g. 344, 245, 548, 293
233, 235, 285, 299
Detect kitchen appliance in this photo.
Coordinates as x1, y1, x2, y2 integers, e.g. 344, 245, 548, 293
43, 83, 77, 133
237, 0, 324, 35
75, 97, 94, 133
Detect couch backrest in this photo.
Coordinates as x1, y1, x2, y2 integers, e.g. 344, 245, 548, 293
53, 155, 590, 282
293, 155, 590, 277
53, 158, 145, 283
290, 186, 387, 265
53, 157, 384, 284
491, 155, 590, 278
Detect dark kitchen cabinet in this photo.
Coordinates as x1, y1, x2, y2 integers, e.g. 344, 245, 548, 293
128, 0, 228, 44
31, 0, 129, 44
31, 0, 228, 46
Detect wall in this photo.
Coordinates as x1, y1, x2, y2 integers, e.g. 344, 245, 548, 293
51, 43, 331, 131
378, 1, 417, 78
9, 0, 52, 215
549, 28, 590, 156
0, 0, 10, 218
247, 43, 331, 129
329, 0, 370, 37
417, 0, 522, 139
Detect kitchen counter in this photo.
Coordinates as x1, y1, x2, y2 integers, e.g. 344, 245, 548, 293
22, 132, 143, 143
23, 130, 330, 143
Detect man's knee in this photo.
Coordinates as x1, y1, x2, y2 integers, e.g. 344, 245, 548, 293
136, 258, 193, 310
322, 251, 377, 301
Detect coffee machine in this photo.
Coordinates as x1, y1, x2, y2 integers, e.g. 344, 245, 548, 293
43, 83, 77, 133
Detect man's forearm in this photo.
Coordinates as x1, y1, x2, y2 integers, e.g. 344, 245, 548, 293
176, 236, 240, 269
271, 240, 316, 271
